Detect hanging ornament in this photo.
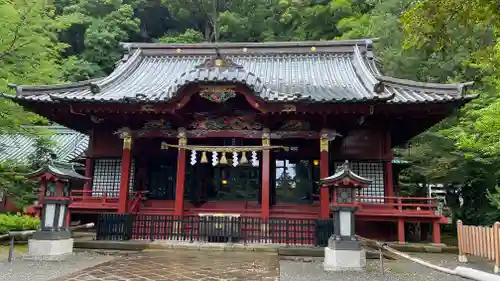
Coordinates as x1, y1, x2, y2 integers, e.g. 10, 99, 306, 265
240, 151, 248, 165
200, 151, 208, 163
160, 141, 169, 150
232, 152, 239, 167
220, 152, 228, 165
251, 151, 258, 167
212, 151, 218, 166
190, 150, 197, 166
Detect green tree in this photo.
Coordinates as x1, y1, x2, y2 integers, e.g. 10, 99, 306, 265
399, 0, 500, 224
80, 4, 140, 73
163, 0, 231, 41
0, 0, 73, 137
157, 29, 204, 43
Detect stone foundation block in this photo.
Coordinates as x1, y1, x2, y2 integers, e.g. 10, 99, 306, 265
28, 238, 74, 260
323, 247, 366, 271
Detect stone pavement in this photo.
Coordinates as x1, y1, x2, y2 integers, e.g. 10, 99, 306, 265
0, 251, 117, 281
54, 249, 279, 281
280, 253, 497, 281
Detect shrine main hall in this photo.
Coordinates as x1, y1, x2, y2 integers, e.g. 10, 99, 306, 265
5, 39, 474, 244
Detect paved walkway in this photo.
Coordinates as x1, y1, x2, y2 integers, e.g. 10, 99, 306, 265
55, 249, 279, 281
0, 251, 117, 281
3, 245, 494, 281
280, 253, 496, 281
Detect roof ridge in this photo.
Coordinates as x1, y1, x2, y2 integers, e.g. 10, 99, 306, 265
351, 45, 393, 100
121, 39, 377, 50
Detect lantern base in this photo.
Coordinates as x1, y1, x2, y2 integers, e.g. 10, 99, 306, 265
324, 239, 366, 271
32, 229, 72, 240
27, 238, 74, 260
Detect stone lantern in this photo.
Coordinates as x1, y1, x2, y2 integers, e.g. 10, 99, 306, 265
319, 160, 372, 271
26, 161, 89, 259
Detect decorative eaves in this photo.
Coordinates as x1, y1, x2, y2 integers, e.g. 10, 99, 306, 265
26, 160, 89, 181
320, 160, 373, 186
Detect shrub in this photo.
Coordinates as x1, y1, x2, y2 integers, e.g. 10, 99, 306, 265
0, 213, 40, 234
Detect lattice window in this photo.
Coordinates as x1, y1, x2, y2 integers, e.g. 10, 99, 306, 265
334, 161, 384, 203
92, 158, 135, 197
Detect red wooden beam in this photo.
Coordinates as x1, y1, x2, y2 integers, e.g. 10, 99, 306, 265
319, 136, 329, 219
261, 131, 271, 219
118, 136, 132, 214
432, 221, 441, 244
133, 129, 324, 139
174, 135, 187, 217
397, 218, 405, 244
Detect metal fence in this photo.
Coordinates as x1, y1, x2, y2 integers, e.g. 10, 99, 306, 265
96, 213, 333, 247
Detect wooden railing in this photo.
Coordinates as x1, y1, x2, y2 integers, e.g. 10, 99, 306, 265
358, 196, 437, 212
323, 193, 438, 212
457, 220, 500, 273
129, 191, 148, 213
70, 190, 120, 205
70, 190, 147, 210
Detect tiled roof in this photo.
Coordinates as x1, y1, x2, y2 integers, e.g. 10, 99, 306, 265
5, 39, 475, 104
27, 160, 89, 180
0, 126, 88, 163
320, 160, 372, 184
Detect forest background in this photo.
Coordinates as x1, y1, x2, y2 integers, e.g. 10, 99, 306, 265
0, 0, 498, 225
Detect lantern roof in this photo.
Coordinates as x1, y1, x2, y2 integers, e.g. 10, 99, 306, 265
26, 160, 89, 181
320, 160, 372, 187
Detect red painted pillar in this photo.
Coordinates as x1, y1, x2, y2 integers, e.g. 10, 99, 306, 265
261, 130, 271, 219
432, 221, 441, 244
174, 133, 187, 217
83, 158, 93, 197
118, 136, 133, 214
319, 135, 330, 219
397, 218, 405, 244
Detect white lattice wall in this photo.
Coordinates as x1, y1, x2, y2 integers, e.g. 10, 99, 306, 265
91, 158, 135, 197
334, 161, 385, 203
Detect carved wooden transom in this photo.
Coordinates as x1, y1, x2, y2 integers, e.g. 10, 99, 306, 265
199, 86, 237, 103
189, 113, 262, 130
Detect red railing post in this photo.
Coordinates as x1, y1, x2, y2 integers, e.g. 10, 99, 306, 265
397, 198, 403, 212
432, 221, 441, 244
397, 218, 405, 244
